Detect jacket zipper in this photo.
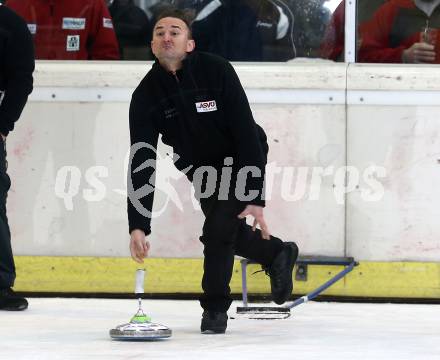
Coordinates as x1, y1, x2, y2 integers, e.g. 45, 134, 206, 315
171, 70, 197, 146
172, 72, 187, 108
172, 71, 180, 84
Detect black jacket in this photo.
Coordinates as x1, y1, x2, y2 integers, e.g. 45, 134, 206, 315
191, 0, 263, 61
128, 51, 268, 235
0, 4, 34, 135
109, 0, 151, 49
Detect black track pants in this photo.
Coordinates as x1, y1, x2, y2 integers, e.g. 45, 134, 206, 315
0, 138, 14, 289
198, 196, 284, 312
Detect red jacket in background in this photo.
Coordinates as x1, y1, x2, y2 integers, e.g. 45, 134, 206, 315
320, 0, 345, 61
358, 0, 440, 63
6, 0, 120, 60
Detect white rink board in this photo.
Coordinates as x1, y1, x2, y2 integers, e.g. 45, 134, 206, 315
347, 106, 440, 261
7, 62, 346, 258
346, 64, 440, 261
5, 62, 440, 262
1, 299, 440, 360
7, 102, 345, 258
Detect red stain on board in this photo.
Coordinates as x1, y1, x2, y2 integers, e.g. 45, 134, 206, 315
12, 129, 34, 162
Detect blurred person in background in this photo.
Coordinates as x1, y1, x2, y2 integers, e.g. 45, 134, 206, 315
240, 0, 296, 61
320, 0, 345, 60
286, 0, 331, 57
0, 3, 34, 311
6, 0, 120, 60
319, 0, 389, 61
151, 0, 295, 61
107, 0, 152, 59
358, 0, 440, 63
185, 0, 263, 61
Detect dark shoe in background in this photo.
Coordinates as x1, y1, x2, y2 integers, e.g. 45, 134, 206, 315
265, 242, 299, 305
201, 310, 228, 334
0, 288, 28, 311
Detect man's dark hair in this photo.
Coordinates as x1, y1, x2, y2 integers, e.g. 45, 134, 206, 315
154, 8, 194, 39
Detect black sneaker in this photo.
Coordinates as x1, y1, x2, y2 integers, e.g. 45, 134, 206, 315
265, 242, 299, 305
200, 311, 228, 334
0, 288, 28, 311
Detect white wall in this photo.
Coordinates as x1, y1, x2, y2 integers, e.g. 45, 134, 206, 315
347, 64, 440, 261
7, 61, 440, 262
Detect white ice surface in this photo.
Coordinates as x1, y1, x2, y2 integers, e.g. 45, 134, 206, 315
1, 299, 439, 360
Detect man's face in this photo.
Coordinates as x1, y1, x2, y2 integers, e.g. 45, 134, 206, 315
151, 17, 195, 62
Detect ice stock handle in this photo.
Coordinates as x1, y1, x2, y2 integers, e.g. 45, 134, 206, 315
135, 269, 146, 295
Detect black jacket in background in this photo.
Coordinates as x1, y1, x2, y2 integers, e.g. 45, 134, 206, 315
128, 51, 268, 235
109, 0, 151, 49
0, 4, 34, 136
191, 0, 263, 61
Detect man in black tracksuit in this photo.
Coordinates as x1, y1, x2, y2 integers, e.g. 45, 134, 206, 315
0, 4, 35, 311
128, 9, 298, 334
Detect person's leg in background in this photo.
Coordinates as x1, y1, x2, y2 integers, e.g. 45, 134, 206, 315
0, 138, 28, 311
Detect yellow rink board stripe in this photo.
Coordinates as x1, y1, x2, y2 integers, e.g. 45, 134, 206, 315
13, 256, 440, 298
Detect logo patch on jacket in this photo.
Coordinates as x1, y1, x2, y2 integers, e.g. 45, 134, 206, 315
27, 24, 37, 34
164, 107, 178, 119
195, 100, 217, 113
66, 35, 80, 51
103, 18, 113, 29
62, 18, 86, 30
